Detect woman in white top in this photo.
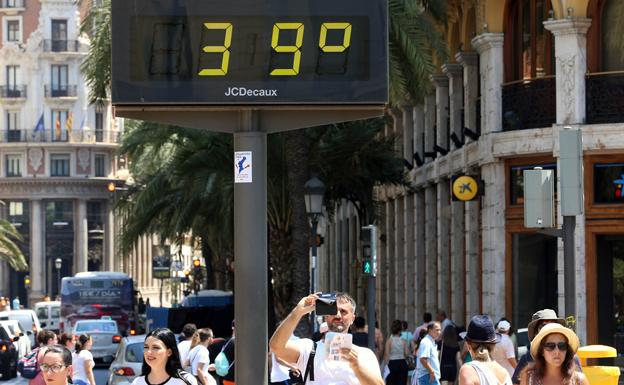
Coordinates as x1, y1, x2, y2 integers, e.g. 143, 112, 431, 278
72, 334, 97, 385
384, 320, 410, 385
186, 329, 216, 385
131, 328, 197, 385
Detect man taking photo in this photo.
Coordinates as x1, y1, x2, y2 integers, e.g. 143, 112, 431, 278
269, 292, 384, 385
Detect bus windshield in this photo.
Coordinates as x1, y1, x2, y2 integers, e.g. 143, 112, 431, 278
60, 273, 135, 333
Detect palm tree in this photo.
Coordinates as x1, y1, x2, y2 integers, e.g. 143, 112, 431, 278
0, 214, 28, 271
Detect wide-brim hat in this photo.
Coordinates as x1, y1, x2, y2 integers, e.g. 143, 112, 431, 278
530, 323, 579, 359
527, 309, 565, 340
459, 315, 501, 344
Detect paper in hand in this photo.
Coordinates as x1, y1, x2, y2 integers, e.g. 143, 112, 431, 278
325, 332, 353, 361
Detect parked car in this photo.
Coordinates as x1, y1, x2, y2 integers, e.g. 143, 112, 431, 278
0, 320, 30, 359
0, 323, 18, 380
516, 327, 529, 360
107, 335, 145, 385
34, 301, 61, 333
0, 310, 41, 347
73, 319, 121, 363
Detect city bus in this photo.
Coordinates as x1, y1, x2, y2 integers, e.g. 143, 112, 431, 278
60, 272, 136, 335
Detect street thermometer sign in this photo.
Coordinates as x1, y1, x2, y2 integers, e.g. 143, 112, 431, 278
112, 0, 388, 106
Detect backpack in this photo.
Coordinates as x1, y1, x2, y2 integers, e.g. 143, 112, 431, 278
17, 347, 40, 379
214, 339, 235, 377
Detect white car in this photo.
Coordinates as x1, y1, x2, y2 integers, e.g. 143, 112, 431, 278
0, 320, 30, 358
34, 301, 61, 333
73, 319, 122, 363
107, 335, 146, 385
0, 310, 41, 347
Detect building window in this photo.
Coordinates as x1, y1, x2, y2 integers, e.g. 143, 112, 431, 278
5, 154, 21, 177
6, 20, 20, 42
594, 163, 624, 204
95, 112, 103, 142
50, 65, 68, 96
505, 0, 554, 81
51, 20, 67, 51
51, 110, 68, 141
6, 110, 20, 142
50, 154, 70, 176
94, 154, 106, 177
509, 163, 557, 205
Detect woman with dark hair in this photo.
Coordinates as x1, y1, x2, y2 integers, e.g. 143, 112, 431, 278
132, 328, 197, 385
384, 320, 410, 385
41, 345, 73, 385
58, 333, 75, 351
440, 325, 460, 385
72, 334, 96, 385
30, 331, 58, 385
519, 324, 588, 385
458, 315, 510, 385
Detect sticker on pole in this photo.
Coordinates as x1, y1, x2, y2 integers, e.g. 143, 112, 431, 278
234, 151, 252, 183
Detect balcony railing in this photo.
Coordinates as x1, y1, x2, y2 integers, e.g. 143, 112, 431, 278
44, 85, 78, 98
502, 76, 556, 131
0, 85, 26, 98
0, 0, 24, 8
586, 71, 624, 124
0, 129, 120, 144
43, 39, 81, 52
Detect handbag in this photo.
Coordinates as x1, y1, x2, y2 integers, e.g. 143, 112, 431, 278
406, 355, 416, 371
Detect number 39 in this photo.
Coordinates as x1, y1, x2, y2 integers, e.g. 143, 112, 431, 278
198, 22, 352, 77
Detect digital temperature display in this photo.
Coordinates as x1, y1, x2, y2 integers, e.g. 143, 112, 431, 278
112, 0, 388, 105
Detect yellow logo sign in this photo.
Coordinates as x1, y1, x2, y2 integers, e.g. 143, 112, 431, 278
452, 176, 479, 201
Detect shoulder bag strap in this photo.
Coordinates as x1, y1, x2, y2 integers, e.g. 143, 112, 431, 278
303, 341, 317, 384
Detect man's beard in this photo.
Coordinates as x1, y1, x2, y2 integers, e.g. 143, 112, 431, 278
328, 322, 347, 333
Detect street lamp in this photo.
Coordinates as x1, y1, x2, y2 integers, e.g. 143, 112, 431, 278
304, 177, 325, 333
54, 258, 62, 298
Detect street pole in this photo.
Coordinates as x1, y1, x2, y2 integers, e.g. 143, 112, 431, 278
563, 215, 576, 323
234, 110, 268, 385
56, 269, 61, 298
364, 225, 377, 351
310, 217, 318, 335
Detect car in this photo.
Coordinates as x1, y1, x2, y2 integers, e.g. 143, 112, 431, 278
516, 327, 529, 360
107, 335, 146, 385
34, 301, 61, 333
73, 319, 122, 363
0, 310, 41, 348
0, 320, 30, 359
0, 323, 18, 380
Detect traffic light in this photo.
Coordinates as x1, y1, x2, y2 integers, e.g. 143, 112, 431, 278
361, 226, 375, 276
182, 269, 190, 283
362, 260, 372, 275
24, 275, 31, 289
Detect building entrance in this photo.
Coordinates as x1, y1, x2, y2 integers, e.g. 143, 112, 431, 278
597, 235, 624, 369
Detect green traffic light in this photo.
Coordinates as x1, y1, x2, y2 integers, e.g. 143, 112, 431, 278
363, 261, 371, 274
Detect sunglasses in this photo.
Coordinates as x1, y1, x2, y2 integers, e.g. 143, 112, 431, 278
543, 342, 568, 351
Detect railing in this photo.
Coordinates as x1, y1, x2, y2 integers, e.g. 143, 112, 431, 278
586, 71, 624, 124
44, 85, 78, 98
0, 0, 24, 8
0, 85, 26, 98
502, 76, 556, 131
0, 129, 120, 144
42, 40, 81, 52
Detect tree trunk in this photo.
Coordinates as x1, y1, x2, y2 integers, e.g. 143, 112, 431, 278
283, 129, 311, 337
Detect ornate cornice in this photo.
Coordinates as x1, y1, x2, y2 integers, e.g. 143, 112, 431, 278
471, 33, 504, 54
543, 18, 592, 36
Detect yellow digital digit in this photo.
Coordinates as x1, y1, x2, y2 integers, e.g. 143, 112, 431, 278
319, 22, 352, 52
270, 22, 304, 76
198, 22, 233, 76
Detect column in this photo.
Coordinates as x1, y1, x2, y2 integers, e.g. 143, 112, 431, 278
437, 180, 451, 314
378, 198, 388, 332
465, 199, 481, 321
413, 105, 425, 165
75, 199, 88, 273
391, 108, 403, 155
341, 204, 349, 292
404, 194, 415, 324
394, 196, 405, 320
450, 199, 465, 325
431, 74, 450, 154
414, 191, 426, 319
29, 200, 44, 304
424, 94, 436, 161
442, 64, 464, 150
386, 200, 395, 320
456, 52, 480, 141
472, 33, 504, 134
481, 162, 506, 317
104, 202, 119, 271
402, 106, 414, 161
424, 186, 437, 311
543, 19, 591, 125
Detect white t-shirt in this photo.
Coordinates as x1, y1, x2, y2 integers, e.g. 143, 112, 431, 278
492, 334, 516, 377
72, 350, 95, 384
292, 338, 381, 385
271, 335, 300, 382
178, 340, 192, 364
131, 374, 198, 385
188, 345, 210, 378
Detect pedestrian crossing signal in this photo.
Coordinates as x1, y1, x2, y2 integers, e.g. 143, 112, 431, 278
363, 259, 372, 275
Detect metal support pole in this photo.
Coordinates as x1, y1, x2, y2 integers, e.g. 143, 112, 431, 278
311, 218, 318, 334
234, 110, 268, 385
367, 274, 376, 350
563, 215, 576, 321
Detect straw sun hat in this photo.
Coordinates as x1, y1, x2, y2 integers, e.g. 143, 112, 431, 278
530, 323, 580, 359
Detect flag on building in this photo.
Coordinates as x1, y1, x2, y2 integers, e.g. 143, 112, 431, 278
32, 113, 44, 139
66, 112, 73, 136
55, 114, 61, 139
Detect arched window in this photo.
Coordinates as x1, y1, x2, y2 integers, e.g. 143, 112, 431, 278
505, 0, 554, 81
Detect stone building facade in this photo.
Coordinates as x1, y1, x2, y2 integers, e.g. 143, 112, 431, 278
319, 0, 624, 353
